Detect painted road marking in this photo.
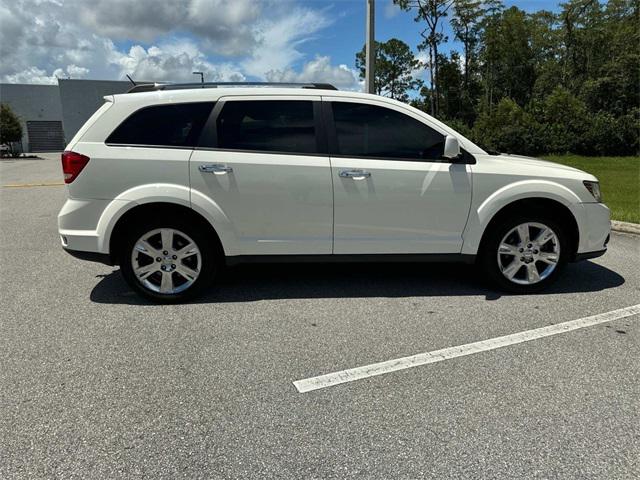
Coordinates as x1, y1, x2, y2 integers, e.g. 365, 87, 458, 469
294, 304, 640, 393
2, 181, 64, 188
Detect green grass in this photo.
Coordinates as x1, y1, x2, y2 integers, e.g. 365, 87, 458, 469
542, 155, 640, 224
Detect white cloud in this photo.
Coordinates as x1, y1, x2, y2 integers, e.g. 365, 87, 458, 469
412, 50, 430, 82
66, 64, 90, 78
0, 0, 353, 90
3, 64, 90, 84
186, 0, 259, 55
266, 56, 360, 91
3, 67, 58, 84
242, 7, 332, 79
76, 0, 260, 56
111, 41, 246, 82
384, 0, 401, 19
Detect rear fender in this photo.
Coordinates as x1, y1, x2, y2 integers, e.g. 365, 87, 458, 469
95, 183, 237, 255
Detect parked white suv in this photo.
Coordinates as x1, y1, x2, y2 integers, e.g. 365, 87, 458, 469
58, 82, 610, 302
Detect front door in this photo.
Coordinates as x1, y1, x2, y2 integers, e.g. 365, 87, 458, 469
190, 96, 333, 256
326, 98, 472, 254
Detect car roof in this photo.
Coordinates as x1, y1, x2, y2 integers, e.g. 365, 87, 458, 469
109, 87, 377, 105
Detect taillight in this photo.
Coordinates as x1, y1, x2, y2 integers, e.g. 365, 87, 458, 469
61, 151, 90, 183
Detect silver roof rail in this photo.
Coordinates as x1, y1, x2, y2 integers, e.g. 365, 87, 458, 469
126, 82, 338, 93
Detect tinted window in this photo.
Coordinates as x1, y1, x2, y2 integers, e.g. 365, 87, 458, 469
216, 100, 317, 154
331, 102, 445, 160
106, 102, 214, 147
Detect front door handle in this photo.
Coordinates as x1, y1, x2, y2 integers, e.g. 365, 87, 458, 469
199, 163, 233, 175
339, 169, 371, 180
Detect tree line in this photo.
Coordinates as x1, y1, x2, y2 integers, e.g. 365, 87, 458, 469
356, 0, 639, 156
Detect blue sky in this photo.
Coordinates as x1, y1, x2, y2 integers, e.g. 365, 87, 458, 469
292, 0, 561, 74
1, 0, 563, 86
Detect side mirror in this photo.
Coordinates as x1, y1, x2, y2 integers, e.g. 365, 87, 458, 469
442, 135, 461, 160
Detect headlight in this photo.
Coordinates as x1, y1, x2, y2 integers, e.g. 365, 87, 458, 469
583, 181, 602, 202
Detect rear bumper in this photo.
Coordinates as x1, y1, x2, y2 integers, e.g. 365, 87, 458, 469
58, 198, 109, 253
58, 196, 134, 258
63, 247, 114, 265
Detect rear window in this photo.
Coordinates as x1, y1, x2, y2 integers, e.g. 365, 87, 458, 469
214, 100, 317, 154
106, 102, 214, 147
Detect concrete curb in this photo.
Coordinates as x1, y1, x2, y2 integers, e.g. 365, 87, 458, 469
611, 220, 640, 235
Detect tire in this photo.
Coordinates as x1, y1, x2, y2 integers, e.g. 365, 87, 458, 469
479, 213, 569, 293
119, 218, 219, 303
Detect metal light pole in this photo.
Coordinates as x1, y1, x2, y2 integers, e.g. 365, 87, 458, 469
365, 0, 375, 94
192, 71, 204, 85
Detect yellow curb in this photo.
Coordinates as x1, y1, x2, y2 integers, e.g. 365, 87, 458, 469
2, 181, 64, 188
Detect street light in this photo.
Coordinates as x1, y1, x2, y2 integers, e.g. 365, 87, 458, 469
192, 71, 204, 85
365, 0, 375, 94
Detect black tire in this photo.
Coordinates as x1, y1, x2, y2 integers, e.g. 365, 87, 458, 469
479, 212, 569, 293
119, 217, 219, 303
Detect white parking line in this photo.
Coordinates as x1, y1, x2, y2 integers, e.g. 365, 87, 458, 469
293, 304, 640, 393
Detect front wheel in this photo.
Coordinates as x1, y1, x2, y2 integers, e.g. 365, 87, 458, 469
479, 215, 568, 293
119, 220, 218, 303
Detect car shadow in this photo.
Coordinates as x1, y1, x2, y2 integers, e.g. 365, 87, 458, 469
89, 260, 625, 305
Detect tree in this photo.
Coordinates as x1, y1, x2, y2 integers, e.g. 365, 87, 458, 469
558, 0, 601, 88
394, 0, 455, 116
0, 104, 22, 156
356, 38, 422, 101
540, 86, 590, 153
434, 52, 464, 120
472, 97, 543, 154
369, 0, 639, 155
479, 6, 536, 108
453, 1, 504, 85
451, 0, 483, 92
563, 0, 640, 115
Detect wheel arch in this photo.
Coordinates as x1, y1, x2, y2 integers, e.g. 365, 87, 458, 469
108, 202, 225, 265
474, 197, 580, 260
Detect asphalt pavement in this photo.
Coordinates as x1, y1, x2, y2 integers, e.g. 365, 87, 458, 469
1, 155, 639, 479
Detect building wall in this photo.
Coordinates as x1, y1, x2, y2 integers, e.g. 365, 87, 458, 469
0, 83, 62, 152
0, 79, 135, 152
58, 79, 131, 144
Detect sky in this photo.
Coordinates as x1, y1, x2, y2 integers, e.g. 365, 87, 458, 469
0, 0, 561, 89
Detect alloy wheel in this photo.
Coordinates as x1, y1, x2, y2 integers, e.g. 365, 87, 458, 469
497, 222, 560, 285
131, 228, 202, 294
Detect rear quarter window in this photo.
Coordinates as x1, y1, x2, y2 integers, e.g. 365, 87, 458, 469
106, 102, 214, 147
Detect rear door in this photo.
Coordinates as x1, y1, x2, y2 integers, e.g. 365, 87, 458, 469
190, 96, 333, 256
324, 97, 472, 254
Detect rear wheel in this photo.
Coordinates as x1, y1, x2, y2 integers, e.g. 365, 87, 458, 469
119, 220, 218, 302
480, 214, 568, 293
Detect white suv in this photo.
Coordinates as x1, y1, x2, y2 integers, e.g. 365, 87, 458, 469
58, 82, 610, 302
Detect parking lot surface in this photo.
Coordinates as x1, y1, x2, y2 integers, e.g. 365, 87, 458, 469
1, 156, 639, 479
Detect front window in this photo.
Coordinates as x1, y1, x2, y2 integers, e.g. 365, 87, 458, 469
331, 102, 445, 160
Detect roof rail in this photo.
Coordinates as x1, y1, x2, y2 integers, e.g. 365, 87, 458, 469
126, 82, 338, 93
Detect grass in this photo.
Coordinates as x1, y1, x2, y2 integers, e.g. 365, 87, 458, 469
543, 155, 640, 224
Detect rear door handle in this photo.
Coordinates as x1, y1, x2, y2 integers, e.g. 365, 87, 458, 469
339, 169, 371, 180
199, 163, 233, 175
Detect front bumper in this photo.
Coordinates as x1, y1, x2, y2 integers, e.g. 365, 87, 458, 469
573, 248, 607, 262
573, 202, 611, 261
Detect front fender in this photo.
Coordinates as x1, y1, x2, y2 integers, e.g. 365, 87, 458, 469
461, 180, 584, 255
